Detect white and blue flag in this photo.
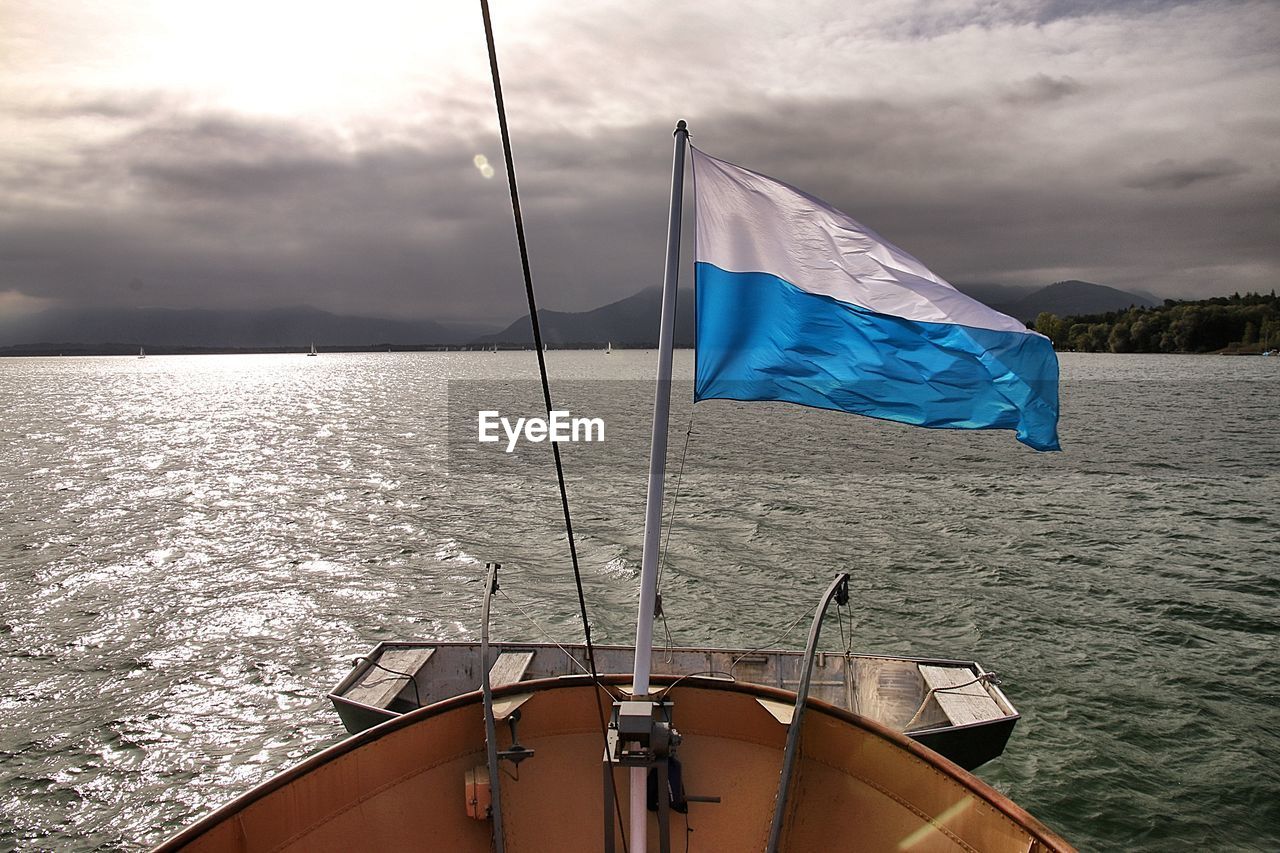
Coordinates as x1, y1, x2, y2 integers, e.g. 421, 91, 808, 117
691, 147, 1061, 451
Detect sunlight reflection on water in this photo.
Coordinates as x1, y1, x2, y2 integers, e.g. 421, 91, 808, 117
0, 351, 1277, 850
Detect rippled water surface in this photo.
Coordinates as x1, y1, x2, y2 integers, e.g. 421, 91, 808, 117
1, 351, 1277, 851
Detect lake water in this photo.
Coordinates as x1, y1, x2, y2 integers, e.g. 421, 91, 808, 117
1, 351, 1277, 851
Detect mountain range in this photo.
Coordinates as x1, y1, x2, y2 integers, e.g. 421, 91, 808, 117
0, 280, 1157, 354
485, 279, 1157, 346
968, 280, 1158, 321
476, 288, 696, 348
0, 305, 494, 353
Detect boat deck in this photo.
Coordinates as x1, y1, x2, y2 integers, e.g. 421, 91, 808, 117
329, 641, 1019, 770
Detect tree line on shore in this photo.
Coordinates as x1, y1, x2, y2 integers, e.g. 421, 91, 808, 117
1032, 291, 1279, 354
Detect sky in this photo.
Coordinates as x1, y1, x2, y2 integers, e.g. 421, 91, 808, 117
1, 0, 1277, 326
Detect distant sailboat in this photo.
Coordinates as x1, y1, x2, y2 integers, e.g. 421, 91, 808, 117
307, 342, 318, 357
138, 347, 145, 359
605, 341, 612, 354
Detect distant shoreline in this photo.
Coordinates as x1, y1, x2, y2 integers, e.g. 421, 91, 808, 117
0, 344, 670, 357
2, 346, 1271, 359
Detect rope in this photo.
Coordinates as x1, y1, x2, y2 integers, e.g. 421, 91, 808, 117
478, 4, 625, 848
477, 0, 598, 679
727, 612, 809, 677
656, 409, 695, 592
655, 409, 695, 660
478, 0, 597, 681
497, 587, 622, 689
901, 672, 997, 732
650, 669, 736, 697
353, 657, 422, 707
836, 596, 855, 655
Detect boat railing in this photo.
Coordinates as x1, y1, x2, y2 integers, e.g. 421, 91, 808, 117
479, 561, 507, 852
766, 572, 850, 853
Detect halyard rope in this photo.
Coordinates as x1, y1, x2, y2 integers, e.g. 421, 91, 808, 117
478, 2, 626, 847
655, 408, 695, 660
902, 672, 998, 732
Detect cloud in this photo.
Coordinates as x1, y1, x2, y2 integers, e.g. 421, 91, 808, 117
11, 91, 176, 120
1124, 157, 1251, 190
0, 113, 531, 321
1002, 74, 1085, 105
1, 0, 1277, 323
1032, 0, 1210, 26
0, 289, 54, 316
683, 95, 1279, 294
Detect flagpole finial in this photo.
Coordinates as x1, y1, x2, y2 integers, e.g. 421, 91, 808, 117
675, 119, 687, 135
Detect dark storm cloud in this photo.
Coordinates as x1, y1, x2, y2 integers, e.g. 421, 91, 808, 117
12, 90, 176, 120
1, 113, 475, 315
2, 0, 1277, 323
1002, 74, 1085, 105
2, 87, 1277, 325
0, 106, 682, 323
119, 117, 358, 200
885, 0, 1228, 36
1034, 0, 1209, 24
1124, 157, 1251, 191
681, 95, 1279, 293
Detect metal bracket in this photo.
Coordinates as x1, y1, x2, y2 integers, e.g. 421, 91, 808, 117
603, 698, 681, 853
765, 572, 852, 853
480, 562, 506, 852
497, 708, 535, 768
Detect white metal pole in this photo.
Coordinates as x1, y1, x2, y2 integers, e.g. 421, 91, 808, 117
629, 119, 688, 851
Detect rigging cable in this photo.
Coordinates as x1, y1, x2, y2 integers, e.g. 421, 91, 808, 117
654, 408, 696, 658
477, 3, 627, 850
352, 657, 422, 708
836, 590, 855, 655
498, 586, 622, 688
725, 611, 810, 677
901, 672, 999, 732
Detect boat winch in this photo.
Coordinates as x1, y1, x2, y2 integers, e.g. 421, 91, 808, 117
603, 697, 689, 853
601, 697, 721, 852
608, 699, 679, 767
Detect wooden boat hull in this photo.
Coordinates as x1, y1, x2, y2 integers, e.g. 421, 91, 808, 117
158, 676, 1070, 852
329, 641, 1020, 770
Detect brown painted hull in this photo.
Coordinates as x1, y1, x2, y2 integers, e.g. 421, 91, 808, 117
156, 676, 1072, 852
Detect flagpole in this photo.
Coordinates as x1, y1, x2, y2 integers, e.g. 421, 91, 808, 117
630, 118, 688, 850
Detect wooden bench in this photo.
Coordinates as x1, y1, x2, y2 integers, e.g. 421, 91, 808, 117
918, 665, 1003, 726
488, 650, 535, 688
345, 647, 435, 709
